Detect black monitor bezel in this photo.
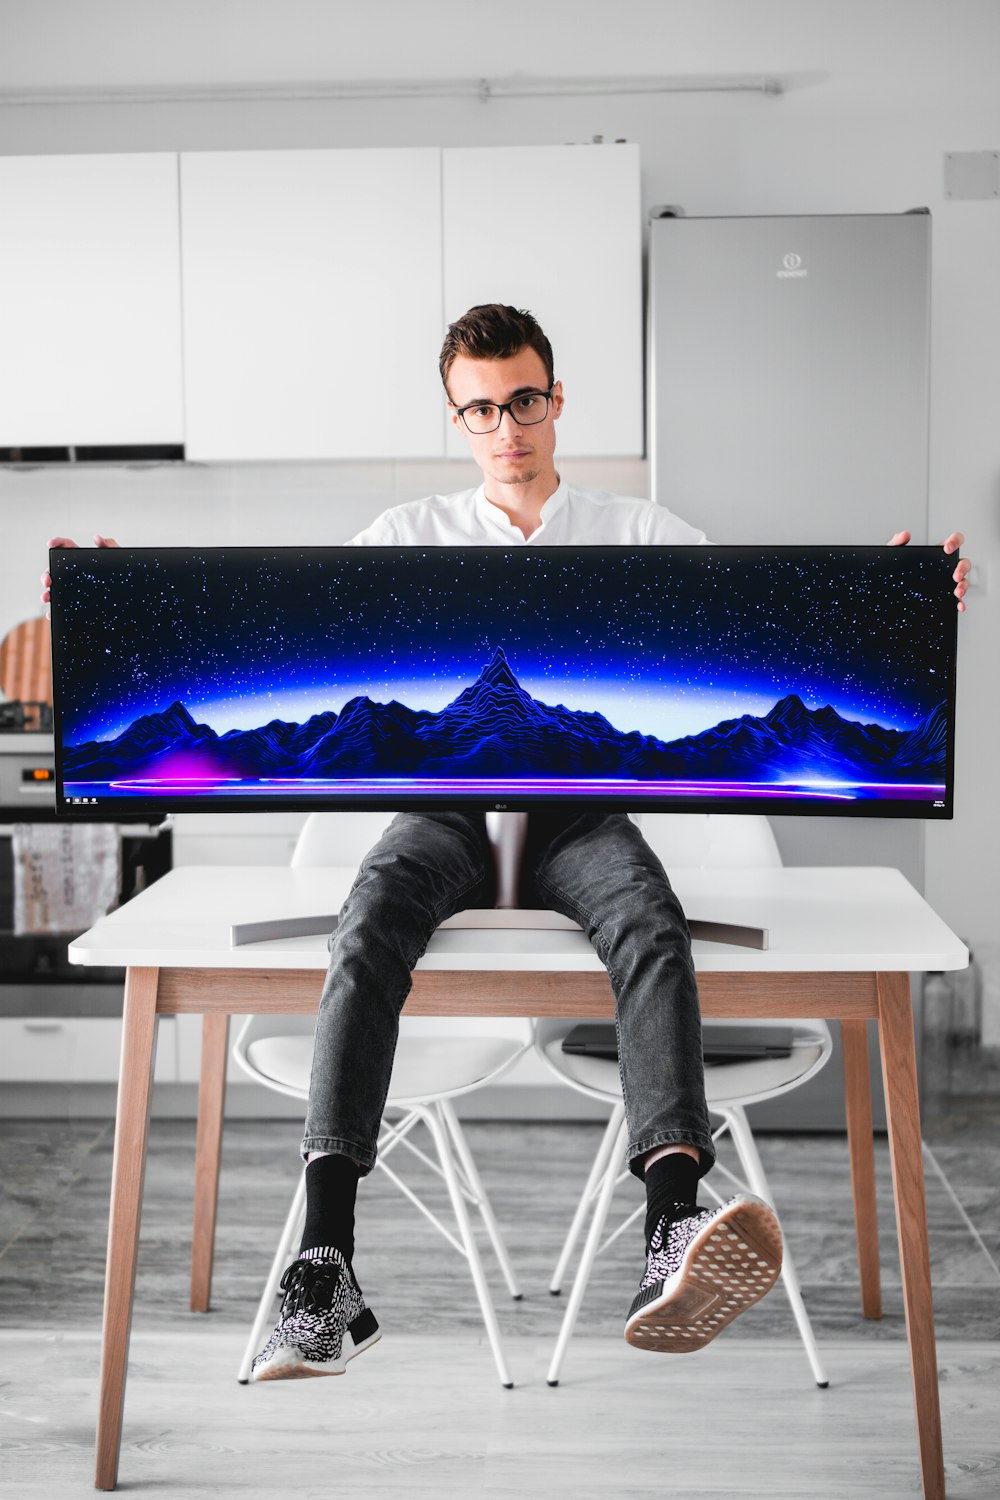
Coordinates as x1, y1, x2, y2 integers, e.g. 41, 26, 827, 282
50, 543, 958, 821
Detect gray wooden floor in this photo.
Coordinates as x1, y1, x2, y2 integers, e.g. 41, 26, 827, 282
2, 1106, 998, 1339
1, 1104, 999, 1495
2, 1331, 999, 1498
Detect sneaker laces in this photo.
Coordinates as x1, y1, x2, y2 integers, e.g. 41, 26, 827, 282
279, 1257, 342, 1317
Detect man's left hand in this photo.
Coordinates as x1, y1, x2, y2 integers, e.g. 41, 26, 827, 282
888, 530, 969, 612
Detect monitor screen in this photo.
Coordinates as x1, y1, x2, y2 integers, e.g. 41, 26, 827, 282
50, 544, 957, 819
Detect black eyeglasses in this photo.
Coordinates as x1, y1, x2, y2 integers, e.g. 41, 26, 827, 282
452, 389, 554, 434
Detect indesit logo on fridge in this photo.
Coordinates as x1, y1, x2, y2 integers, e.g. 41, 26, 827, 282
777, 252, 808, 279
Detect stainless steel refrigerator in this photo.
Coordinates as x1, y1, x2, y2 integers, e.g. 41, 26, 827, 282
647, 211, 932, 1126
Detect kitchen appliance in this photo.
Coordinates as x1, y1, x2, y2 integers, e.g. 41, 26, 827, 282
0, 724, 58, 819
647, 211, 933, 1126
0, 699, 52, 733
0, 716, 171, 1009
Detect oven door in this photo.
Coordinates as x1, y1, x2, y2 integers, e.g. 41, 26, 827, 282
0, 820, 173, 1005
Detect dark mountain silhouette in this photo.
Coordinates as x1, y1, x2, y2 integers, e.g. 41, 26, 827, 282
64, 649, 947, 787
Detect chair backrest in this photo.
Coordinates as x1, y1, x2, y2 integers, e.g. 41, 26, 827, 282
294, 811, 781, 874
634, 812, 782, 870
291, 810, 397, 868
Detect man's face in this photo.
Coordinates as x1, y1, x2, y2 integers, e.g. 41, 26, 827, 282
446, 348, 564, 490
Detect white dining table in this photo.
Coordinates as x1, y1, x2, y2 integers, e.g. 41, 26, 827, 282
69, 863, 967, 1498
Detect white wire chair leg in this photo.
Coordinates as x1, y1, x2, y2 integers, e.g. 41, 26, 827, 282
438, 1098, 523, 1300
413, 1101, 515, 1389
722, 1103, 829, 1388
237, 1168, 307, 1383
547, 1113, 630, 1387
550, 1104, 627, 1295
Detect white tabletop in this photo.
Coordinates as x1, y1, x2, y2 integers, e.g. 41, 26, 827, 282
67, 865, 968, 974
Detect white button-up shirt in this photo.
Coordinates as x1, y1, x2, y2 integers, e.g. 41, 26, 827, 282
349, 479, 708, 547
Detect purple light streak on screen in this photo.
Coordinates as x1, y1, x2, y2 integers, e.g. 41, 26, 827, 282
60, 776, 947, 803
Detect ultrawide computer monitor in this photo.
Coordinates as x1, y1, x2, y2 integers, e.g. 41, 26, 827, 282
50, 544, 958, 821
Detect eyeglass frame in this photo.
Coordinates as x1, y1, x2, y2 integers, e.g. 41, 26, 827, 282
450, 387, 556, 434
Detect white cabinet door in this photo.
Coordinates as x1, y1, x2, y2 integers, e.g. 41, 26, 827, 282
442, 144, 643, 460
0, 153, 184, 447
180, 149, 444, 461
0, 1016, 177, 1083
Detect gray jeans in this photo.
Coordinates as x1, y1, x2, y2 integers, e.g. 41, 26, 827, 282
302, 811, 716, 1180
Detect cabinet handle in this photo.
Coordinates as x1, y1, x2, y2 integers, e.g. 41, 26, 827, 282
23, 1022, 64, 1034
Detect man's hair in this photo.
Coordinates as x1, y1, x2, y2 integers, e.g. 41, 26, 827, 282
439, 304, 555, 395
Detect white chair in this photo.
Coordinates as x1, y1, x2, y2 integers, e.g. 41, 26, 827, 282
234, 811, 532, 1389
536, 813, 833, 1389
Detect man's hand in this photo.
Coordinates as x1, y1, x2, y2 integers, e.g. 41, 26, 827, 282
41, 534, 119, 615
888, 529, 969, 612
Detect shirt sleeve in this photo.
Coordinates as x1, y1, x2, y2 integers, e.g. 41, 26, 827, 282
641, 503, 710, 546
346, 509, 400, 546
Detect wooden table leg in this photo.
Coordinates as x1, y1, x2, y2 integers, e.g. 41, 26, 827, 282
190, 1014, 230, 1313
95, 966, 160, 1492
841, 1018, 882, 1319
877, 972, 944, 1500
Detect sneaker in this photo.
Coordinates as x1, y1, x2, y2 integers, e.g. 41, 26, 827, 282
624, 1194, 783, 1354
251, 1245, 381, 1381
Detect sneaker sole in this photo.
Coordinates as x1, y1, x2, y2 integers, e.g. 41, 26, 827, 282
252, 1308, 381, 1382
624, 1197, 783, 1355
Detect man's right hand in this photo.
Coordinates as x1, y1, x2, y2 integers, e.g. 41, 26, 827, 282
41, 534, 119, 614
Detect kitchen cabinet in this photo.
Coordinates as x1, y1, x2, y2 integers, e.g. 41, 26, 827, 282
0, 144, 642, 460
442, 143, 643, 459
180, 142, 643, 462
0, 1015, 177, 1083
0, 153, 184, 448
180, 148, 444, 461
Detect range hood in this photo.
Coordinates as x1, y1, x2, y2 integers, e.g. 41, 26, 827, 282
0, 444, 185, 468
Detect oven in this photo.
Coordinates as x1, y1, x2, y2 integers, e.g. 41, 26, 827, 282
0, 720, 172, 1009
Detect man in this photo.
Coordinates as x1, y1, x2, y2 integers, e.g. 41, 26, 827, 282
44, 304, 969, 1383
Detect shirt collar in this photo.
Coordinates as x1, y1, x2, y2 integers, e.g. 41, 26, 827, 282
474, 477, 567, 542
535, 477, 567, 532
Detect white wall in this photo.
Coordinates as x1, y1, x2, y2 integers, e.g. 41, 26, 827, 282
2, 0, 997, 948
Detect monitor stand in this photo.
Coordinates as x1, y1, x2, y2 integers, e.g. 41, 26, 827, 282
485, 808, 528, 910
230, 811, 767, 949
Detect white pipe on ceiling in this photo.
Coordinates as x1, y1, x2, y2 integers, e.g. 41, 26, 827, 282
0, 74, 784, 108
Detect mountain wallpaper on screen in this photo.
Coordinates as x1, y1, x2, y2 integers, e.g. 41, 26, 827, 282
63, 647, 947, 789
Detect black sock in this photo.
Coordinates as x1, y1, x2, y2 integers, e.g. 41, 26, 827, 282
643, 1152, 701, 1249
299, 1154, 360, 1261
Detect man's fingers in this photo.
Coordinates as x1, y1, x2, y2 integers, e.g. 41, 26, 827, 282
950, 554, 970, 612
45, 535, 119, 548
887, 530, 911, 546
940, 531, 965, 553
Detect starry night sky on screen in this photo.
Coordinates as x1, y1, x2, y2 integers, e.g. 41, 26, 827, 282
50, 546, 956, 746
